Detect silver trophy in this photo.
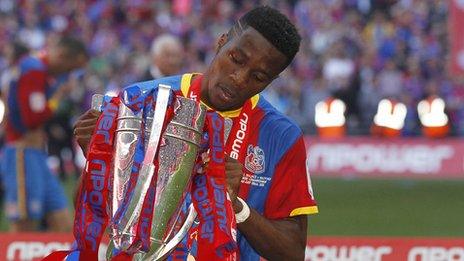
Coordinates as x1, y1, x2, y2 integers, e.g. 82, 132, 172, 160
94, 86, 206, 260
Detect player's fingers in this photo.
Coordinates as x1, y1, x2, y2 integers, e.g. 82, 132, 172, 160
78, 109, 101, 120
225, 162, 243, 171
74, 133, 92, 140
225, 156, 240, 163
73, 125, 96, 136
73, 111, 100, 132
75, 118, 99, 128
226, 169, 243, 180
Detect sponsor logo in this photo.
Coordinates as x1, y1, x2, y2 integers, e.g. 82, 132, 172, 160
211, 178, 228, 236
193, 175, 214, 243
85, 159, 106, 251
308, 144, 454, 174
408, 246, 464, 261
96, 103, 118, 144
305, 238, 464, 261
7, 241, 72, 260
305, 245, 392, 261
244, 145, 265, 174
192, 174, 231, 244
6, 241, 108, 260
211, 113, 224, 164
230, 113, 248, 160
305, 245, 464, 261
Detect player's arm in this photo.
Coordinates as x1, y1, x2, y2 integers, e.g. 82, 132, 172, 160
226, 136, 317, 260
239, 211, 307, 260
227, 157, 307, 260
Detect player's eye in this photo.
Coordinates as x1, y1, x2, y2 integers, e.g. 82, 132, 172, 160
229, 53, 243, 65
253, 73, 265, 83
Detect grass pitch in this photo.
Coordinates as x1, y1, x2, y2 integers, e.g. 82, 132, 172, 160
308, 177, 464, 237
1, 177, 463, 236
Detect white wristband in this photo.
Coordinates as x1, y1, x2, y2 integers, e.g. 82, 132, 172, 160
235, 197, 251, 224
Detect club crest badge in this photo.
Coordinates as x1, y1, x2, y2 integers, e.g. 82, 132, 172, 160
244, 144, 265, 174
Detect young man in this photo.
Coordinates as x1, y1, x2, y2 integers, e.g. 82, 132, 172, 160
1, 36, 89, 231
74, 6, 317, 260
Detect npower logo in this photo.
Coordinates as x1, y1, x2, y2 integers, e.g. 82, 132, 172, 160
308, 144, 454, 174
7, 241, 71, 260
305, 245, 392, 261
408, 246, 464, 261
229, 113, 248, 160
6, 241, 108, 261
305, 245, 464, 261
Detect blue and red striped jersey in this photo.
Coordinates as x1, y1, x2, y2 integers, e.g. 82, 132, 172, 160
4, 55, 55, 142
126, 73, 318, 260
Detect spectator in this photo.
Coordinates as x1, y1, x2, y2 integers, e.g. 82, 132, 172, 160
141, 34, 184, 81
0, 0, 458, 137
0, 36, 88, 232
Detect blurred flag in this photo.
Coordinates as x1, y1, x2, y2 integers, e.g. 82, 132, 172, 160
173, 0, 192, 16
449, 0, 464, 76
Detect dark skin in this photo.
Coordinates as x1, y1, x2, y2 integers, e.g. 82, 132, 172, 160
48, 44, 88, 76
74, 27, 307, 260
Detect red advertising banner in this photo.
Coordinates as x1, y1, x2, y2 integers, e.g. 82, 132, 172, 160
306, 236, 464, 261
0, 233, 108, 261
450, 0, 464, 76
304, 136, 464, 178
1, 233, 463, 261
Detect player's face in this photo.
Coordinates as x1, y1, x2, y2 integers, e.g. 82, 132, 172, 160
49, 46, 87, 75
202, 27, 287, 111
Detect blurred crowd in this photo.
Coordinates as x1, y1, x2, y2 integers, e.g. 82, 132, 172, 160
1, 0, 464, 144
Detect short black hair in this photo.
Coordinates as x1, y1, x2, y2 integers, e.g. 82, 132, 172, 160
57, 35, 89, 60
232, 6, 301, 68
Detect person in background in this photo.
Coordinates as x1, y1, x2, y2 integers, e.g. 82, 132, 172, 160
140, 34, 184, 81
74, 6, 317, 260
0, 36, 88, 232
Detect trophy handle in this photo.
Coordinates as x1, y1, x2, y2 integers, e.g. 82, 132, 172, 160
91, 94, 104, 111
156, 203, 197, 260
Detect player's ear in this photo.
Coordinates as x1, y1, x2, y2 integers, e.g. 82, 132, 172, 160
215, 34, 228, 53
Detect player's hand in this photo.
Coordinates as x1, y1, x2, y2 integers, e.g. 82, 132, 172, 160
225, 156, 244, 212
73, 109, 101, 156
197, 153, 244, 212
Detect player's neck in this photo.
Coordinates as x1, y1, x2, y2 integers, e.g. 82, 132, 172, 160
195, 74, 215, 110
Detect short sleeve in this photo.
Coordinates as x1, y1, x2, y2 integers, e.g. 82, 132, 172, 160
263, 136, 318, 219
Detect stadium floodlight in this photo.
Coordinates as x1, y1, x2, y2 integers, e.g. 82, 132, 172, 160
371, 99, 407, 137
417, 97, 448, 127
373, 99, 407, 130
417, 96, 449, 138
315, 98, 346, 128
315, 98, 346, 137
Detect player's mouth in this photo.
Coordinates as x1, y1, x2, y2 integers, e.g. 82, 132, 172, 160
218, 84, 237, 102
